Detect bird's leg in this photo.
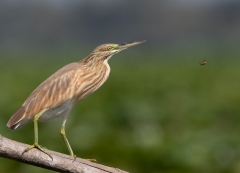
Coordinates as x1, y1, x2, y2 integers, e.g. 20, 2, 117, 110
60, 119, 75, 157
24, 109, 52, 159
60, 120, 97, 162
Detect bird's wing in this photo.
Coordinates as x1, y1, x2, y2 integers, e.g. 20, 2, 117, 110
7, 62, 85, 130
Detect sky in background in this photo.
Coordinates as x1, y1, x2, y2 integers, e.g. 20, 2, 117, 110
0, 0, 239, 51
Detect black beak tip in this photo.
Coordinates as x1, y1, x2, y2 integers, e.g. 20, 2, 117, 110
120, 40, 146, 46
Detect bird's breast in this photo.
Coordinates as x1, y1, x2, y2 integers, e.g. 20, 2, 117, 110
73, 61, 110, 102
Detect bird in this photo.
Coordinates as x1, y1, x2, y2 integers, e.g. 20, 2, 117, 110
7, 40, 146, 159
199, 60, 207, 66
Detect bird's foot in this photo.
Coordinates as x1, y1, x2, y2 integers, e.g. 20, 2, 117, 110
24, 143, 53, 160
70, 153, 77, 162
86, 159, 98, 163
69, 153, 97, 163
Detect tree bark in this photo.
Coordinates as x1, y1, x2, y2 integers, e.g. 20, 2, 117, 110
0, 135, 128, 173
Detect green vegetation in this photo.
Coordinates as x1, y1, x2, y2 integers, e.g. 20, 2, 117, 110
1, 47, 240, 173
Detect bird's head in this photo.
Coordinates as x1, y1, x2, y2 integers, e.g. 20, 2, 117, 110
92, 40, 146, 61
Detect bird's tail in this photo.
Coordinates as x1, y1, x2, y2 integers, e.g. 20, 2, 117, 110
7, 106, 30, 130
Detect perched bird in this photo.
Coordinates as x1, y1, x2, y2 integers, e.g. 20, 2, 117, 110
199, 60, 207, 66
7, 41, 146, 158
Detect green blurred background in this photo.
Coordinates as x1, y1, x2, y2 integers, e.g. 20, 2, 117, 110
1, 1, 240, 173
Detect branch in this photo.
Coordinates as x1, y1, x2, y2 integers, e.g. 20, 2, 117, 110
0, 135, 128, 173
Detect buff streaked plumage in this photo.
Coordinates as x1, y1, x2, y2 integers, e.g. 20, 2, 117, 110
7, 60, 109, 130
6, 40, 146, 157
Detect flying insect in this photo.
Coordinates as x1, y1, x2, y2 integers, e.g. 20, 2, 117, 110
199, 60, 207, 66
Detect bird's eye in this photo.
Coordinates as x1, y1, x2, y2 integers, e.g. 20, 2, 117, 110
107, 46, 113, 51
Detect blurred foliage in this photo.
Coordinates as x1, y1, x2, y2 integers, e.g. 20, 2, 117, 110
0, 46, 240, 173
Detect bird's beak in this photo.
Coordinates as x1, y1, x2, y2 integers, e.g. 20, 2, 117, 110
117, 40, 146, 51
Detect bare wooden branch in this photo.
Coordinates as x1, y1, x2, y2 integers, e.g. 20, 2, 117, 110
0, 135, 128, 173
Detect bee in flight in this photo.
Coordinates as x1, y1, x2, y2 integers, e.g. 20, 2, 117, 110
199, 60, 207, 66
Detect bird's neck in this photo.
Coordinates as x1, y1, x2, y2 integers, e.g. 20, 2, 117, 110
79, 53, 110, 69
73, 54, 111, 102
78, 54, 111, 77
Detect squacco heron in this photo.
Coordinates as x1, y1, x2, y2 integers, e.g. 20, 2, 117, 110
7, 41, 146, 158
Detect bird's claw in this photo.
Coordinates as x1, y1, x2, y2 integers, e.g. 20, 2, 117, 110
23, 143, 53, 160
70, 153, 97, 163
86, 159, 98, 163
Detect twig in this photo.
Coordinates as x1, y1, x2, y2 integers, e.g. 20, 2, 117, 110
0, 135, 128, 173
